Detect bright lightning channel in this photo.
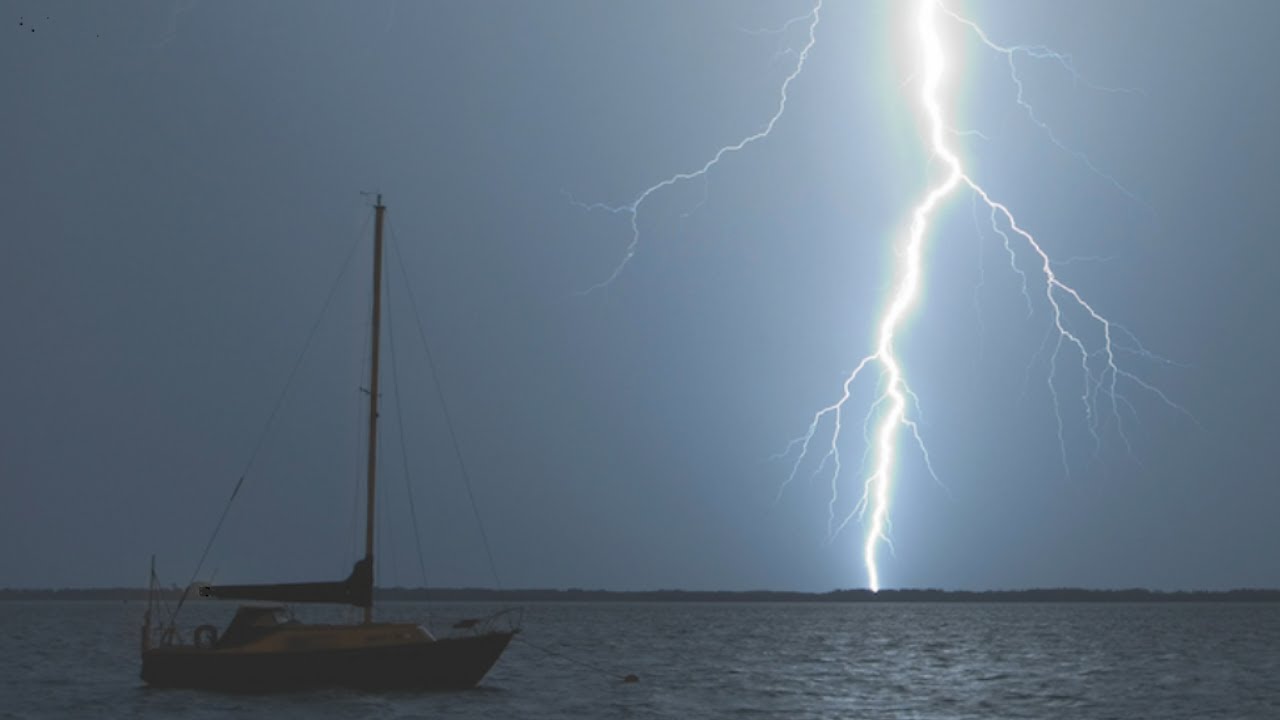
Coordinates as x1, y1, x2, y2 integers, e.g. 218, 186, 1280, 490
783, 0, 1188, 592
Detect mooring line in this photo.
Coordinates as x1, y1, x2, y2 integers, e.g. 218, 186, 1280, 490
513, 635, 639, 684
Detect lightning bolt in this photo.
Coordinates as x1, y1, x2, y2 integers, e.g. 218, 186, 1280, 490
581, 1, 1190, 592
781, 0, 1191, 592
570, 2, 822, 295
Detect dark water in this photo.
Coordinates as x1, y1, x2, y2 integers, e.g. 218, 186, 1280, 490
2, 601, 1278, 718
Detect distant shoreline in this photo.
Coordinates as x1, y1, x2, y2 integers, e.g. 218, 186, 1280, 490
3, 588, 1279, 602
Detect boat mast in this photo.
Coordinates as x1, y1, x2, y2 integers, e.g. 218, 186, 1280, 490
364, 194, 386, 624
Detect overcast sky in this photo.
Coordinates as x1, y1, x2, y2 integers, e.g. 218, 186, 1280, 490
3, 0, 1277, 591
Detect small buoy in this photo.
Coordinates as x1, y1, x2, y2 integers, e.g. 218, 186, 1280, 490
622, 674, 639, 684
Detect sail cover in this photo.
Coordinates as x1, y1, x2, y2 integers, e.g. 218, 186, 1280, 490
200, 557, 373, 607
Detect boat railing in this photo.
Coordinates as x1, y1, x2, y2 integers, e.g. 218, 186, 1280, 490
446, 606, 523, 636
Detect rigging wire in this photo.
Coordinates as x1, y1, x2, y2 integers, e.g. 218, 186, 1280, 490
168, 208, 373, 625
346, 317, 370, 578
346, 248, 375, 581
377, 422, 400, 589
385, 244, 432, 588
387, 221, 505, 591
343, 216, 375, 623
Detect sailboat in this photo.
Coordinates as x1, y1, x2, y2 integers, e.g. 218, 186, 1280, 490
140, 195, 518, 691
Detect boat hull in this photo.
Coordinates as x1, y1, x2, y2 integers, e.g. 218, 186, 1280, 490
141, 631, 516, 692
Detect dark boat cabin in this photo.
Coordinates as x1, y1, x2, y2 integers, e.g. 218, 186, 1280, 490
217, 606, 295, 648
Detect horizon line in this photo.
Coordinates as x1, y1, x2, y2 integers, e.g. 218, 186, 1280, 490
3, 586, 1279, 599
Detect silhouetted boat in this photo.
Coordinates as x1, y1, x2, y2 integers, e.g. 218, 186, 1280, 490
140, 196, 518, 691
